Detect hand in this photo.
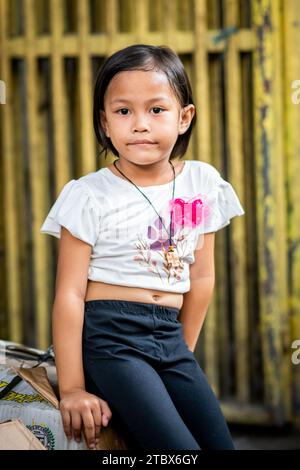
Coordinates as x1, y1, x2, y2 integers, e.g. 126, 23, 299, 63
59, 388, 112, 449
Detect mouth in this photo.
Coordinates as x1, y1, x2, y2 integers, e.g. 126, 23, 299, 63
128, 140, 157, 145
130, 142, 155, 145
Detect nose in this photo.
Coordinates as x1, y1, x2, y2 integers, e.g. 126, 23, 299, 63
131, 112, 151, 133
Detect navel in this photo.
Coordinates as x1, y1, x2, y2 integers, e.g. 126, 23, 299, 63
152, 294, 160, 302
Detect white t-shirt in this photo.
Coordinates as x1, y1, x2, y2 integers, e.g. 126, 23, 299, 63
40, 160, 245, 293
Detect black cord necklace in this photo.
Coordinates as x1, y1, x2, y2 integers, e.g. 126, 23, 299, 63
113, 159, 182, 269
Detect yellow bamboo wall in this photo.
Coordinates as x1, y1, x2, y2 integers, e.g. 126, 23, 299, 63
0, 0, 299, 427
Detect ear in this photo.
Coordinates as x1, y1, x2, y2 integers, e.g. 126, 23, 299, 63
178, 104, 195, 135
100, 110, 110, 137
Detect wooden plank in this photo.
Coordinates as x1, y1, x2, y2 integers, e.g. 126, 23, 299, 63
102, 0, 118, 165
50, 0, 71, 190
283, 0, 300, 426
0, 0, 6, 338
118, 0, 135, 33
24, 0, 50, 349
193, 0, 219, 394
271, 0, 291, 425
135, 0, 148, 40
4, 29, 257, 56
0, 0, 22, 342
163, 0, 178, 48
33, 0, 72, 353
77, 0, 95, 175
105, 0, 118, 54
221, 400, 279, 425
194, 0, 210, 164
224, 0, 249, 403
252, 0, 288, 424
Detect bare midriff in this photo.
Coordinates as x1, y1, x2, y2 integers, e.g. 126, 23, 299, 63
85, 281, 184, 310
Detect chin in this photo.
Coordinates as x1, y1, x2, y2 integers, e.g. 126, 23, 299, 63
124, 155, 163, 165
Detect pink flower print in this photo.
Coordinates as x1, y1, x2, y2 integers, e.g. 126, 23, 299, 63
169, 195, 211, 231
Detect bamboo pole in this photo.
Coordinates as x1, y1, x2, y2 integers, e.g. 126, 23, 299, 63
0, 0, 22, 342
193, 0, 219, 394
77, 0, 95, 175
252, 0, 289, 424
50, 0, 71, 190
283, 0, 300, 427
223, 0, 248, 403
24, 0, 50, 348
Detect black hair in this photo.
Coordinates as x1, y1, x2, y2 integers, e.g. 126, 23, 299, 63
93, 44, 196, 160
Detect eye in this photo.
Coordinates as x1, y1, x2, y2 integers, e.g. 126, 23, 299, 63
116, 108, 129, 115
116, 106, 163, 116
152, 106, 163, 114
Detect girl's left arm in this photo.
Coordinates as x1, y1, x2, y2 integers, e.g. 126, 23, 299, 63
178, 233, 215, 352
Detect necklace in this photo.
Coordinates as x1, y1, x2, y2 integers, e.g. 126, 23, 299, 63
113, 159, 183, 269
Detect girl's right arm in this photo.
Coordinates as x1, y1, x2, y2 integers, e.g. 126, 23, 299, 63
52, 227, 112, 449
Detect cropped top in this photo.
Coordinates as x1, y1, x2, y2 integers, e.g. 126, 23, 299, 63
40, 160, 245, 294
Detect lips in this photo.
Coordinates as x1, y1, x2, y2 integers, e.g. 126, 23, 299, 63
128, 140, 157, 145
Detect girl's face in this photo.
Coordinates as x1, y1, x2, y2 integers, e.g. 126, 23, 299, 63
101, 69, 195, 166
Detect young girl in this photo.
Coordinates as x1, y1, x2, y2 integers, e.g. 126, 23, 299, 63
40, 44, 245, 451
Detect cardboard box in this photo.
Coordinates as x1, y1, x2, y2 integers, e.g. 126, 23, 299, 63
0, 419, 47, 450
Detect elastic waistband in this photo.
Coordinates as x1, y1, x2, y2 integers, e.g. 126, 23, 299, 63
84, 298, 180, 319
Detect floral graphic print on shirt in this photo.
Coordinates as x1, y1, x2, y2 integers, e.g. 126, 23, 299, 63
133, 193, 212, 285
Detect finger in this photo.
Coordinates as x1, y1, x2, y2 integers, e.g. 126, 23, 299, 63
70, 411, 82, 443
100, 400, 112, 426
60, 409, 72, 440
82, 409, 96, 449
91, 404, 102, 441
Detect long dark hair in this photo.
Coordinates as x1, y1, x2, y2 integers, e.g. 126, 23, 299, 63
93, 44, 196, 160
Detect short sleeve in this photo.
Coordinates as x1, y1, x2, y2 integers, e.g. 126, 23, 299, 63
40, 179, 101, 247
201, 169, 245, 234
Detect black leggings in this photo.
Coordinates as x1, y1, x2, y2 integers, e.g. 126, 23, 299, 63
82, 299, 235, 451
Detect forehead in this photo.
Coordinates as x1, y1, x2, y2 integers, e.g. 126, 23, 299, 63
104, 69, 177, 103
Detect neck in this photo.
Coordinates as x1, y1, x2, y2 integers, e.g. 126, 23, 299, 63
115, 158, 178, 186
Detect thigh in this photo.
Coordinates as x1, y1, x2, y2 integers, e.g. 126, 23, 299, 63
83, 355, 201, 451
159, 354, 235, 450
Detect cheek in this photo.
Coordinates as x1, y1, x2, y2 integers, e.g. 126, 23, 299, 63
156, 113, 180, 130
109, 119, 128, 139
155, 118, 180, 139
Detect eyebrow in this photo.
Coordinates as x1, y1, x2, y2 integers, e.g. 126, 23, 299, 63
110, 97, 170, 105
